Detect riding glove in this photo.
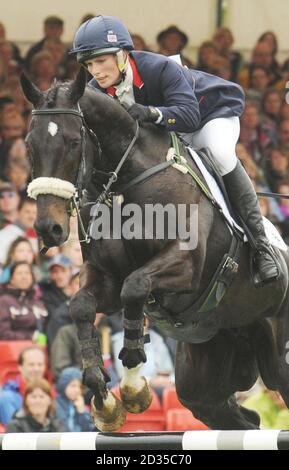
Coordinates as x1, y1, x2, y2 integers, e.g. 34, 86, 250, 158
127, 103, 162, 123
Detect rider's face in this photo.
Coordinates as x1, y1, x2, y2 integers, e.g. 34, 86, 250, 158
85, 54, 121, 88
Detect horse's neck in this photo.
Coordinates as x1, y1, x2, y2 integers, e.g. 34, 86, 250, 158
80, 88, 136, 168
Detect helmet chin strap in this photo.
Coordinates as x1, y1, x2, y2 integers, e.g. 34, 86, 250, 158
116, 50, 128, 77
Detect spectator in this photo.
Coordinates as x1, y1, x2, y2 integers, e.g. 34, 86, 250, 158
262, 89, 282, 125
25, 16, 64, 70
0, 236, 40, 283
212, 27, 242, 81
0, 110, 25, 140
0, 261, 47, 340
265, 146, 289, 192
131, 33, 151, 52
0, 22, 23, 67
0, 181, 20, 229
0, 39, 19, 77
38, 246, 60, 281
29, 51, 56, 91
246, 65, 271, 102
277, 119, 289, 150
196, 40, 219, 74
239, 100, 277, 165
276, 180, 289, 243
238, 41, 285, 90
40, 254, 73, 348
0, 111, 26, 176
50, 323, 81, 381
50, 311, 119, 388
43, 38, 69, 80
276, 180, 289, 218
6, 378, 64, 432
0, 55, 9, 96
1, 138, 28, 173
4, 76, 31, 118
0, 345, 46, 425
61, 241, 83, 269
55, 367, 93, 431
0, 198, 38, 263
4, 157, 30, 199
1, 236, 35, 267
210, 56, 232, 81
46, 270, 79, 351
257, 31, 280, 70
280, 102, 289, 121
156, 25, 193, 68
236, 143, 265, 182
259, 196, 270, 218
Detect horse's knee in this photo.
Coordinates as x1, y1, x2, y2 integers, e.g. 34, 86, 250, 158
121, 272, 150, 306
70, 289, 96, 323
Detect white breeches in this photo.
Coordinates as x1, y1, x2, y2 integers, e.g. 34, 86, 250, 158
190, 116, 240, 176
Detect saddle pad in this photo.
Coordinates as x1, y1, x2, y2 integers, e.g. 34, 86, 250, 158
187, 147, 243, 233
263, 217, 288, 252
187, 147, 288, 252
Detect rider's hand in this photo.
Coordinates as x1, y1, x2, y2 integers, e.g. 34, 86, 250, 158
126, 103, 162, 123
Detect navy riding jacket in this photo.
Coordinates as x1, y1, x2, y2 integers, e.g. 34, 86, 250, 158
89, 50, 245, 133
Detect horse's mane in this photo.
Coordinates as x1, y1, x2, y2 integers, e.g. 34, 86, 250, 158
43, 79, 168, 142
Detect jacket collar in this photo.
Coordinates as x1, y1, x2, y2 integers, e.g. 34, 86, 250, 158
106, 56, 144, 98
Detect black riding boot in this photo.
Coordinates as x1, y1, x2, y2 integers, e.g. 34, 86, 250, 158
223, 160, 279, 286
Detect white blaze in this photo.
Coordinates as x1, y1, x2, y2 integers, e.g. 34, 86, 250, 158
48, 121, 58, 136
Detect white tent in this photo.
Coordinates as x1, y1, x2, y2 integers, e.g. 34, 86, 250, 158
2, 0, 289, 61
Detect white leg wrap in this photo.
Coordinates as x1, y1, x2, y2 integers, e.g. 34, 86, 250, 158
121, 363, 145, 391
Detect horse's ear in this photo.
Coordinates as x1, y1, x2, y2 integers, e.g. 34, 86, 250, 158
20, 73, 42, 106
69, 67, 87, 103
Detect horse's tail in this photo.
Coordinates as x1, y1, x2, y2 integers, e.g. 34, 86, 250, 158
252, 319, 279, 390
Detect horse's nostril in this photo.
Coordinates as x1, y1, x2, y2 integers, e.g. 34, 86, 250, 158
52, 224, 63, 236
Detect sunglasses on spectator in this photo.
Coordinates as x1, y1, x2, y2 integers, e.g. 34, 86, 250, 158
0, 191, 17, 199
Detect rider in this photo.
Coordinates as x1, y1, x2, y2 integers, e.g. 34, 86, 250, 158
70, 15, 278, 287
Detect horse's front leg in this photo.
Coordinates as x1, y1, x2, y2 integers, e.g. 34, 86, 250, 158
70, 277, 126, 431
119, 241, 194, 413
118, 273, 152, 413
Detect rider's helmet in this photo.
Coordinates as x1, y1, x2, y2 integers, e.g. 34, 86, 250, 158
70, 15, 134, 70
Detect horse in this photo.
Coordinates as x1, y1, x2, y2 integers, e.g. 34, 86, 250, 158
21, 68, 289, 431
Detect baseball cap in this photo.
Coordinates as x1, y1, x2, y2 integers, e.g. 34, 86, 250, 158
48, 254, 72, 270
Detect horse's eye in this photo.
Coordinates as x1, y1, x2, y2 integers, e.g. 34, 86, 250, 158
69, 140, 81, 150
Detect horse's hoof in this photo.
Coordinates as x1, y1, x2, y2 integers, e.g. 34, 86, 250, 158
120, 376, 153, 413
90, 391, 126, 431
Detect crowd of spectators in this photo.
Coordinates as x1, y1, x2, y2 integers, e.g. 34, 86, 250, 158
1, 14, 289, 431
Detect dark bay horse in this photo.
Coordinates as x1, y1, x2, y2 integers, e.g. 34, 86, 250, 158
21, 68, 289, 431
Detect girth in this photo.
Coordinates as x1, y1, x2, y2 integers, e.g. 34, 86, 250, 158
144, 234, 242, 342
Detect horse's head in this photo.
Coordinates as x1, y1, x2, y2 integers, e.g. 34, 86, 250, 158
21, 68, 87, 247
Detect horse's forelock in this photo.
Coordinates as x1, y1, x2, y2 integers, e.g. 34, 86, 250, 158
44, 81, 73, 108
46, 86, 59, 108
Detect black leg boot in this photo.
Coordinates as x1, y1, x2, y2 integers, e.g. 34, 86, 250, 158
223, 161, 279, 286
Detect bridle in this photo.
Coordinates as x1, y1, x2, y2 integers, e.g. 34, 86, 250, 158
27, 105, 140, 244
